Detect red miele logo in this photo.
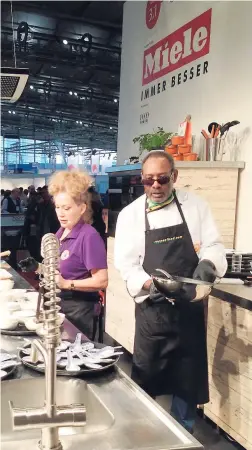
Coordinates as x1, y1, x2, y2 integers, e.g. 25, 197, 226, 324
142, 9, 212, 86
146, 1, 162, 30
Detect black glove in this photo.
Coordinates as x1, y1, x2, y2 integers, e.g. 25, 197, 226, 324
193, 260, 216, 283
18, 257, 39, 272
149, 281, 165, 303
150, 280, 196, 303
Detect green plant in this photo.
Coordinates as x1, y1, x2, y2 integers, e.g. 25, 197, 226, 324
133, 127, 174, 154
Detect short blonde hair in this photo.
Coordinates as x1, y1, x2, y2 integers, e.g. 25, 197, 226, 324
48, 170, 94, 223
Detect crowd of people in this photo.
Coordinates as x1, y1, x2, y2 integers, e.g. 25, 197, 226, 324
1, 182, 107, 263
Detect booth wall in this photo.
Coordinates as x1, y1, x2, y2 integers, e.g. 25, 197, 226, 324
117, 1, 252, 250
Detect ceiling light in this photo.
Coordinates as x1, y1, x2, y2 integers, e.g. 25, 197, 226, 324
74, 92, 78, 96
76, 120, 79, 124
110, 126, 113, 130
8, 110, 11, 114
80, 121, 82, 124
63, 39, 68, 45
69, 91, 73, 95
30, 85, 34, 90
114, 98, 118, 103
84, 124, 89, 127
13, 111, 16, 115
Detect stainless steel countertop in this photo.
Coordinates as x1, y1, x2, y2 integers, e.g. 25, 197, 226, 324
1, 267, 203, 450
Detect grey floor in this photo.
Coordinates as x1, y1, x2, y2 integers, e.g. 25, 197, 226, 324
104, 333, 244, 450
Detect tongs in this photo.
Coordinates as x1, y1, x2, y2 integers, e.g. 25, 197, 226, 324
154, 268, 216, 286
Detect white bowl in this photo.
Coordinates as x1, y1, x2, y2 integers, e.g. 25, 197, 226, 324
13, 310, 36, 323
6, 301, 21, 313
58, 312, 65, 325
0, 279, 14, 292
25, 292, 39, 302
20, 298, 38, 311
11, 289, 27, 301
0, 314, 19, 330
24, 317, 40, 332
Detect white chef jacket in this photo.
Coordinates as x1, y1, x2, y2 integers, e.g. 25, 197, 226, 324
114, 189, 227, 303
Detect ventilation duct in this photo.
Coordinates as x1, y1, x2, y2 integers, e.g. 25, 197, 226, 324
1, 67, 29, 103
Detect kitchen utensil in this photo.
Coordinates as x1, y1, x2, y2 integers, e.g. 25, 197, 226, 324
0, 360, 21, 370
71, 333, 83, 353
214, 125, 221, 138
0, 353, 18, 362
65, 350, 81, 372
57, 341, 70, 352
19, 341, 121, 376
84, 362, 103, 370
152, 268, 214, 302
201, 130, 209, 139
81, 342, 95, 351
231, 253, 242, 272
208, 122, 219, 135
220, 121, 240, 137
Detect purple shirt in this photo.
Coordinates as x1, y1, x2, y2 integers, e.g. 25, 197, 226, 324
56, 221, 107, 280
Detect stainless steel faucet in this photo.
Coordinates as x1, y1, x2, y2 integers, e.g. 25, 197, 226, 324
9, 234, 87, 450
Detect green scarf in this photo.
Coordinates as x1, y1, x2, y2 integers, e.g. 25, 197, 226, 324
147, 191, 175, 212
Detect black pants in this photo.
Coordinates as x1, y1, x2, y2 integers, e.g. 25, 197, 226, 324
60, 291, 100, 340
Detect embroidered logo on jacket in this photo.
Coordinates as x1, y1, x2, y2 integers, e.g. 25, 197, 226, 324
61, 250, 70, 260
154, 236, 183, 244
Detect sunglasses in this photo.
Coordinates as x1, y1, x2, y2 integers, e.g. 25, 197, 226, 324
142, 173, 173, 186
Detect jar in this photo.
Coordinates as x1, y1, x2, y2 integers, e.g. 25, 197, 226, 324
173, 154, 183, 161
183, 152, 198, 161
178, 144, 191, 154
171, 136, 184, 146
165, 145, 177, 155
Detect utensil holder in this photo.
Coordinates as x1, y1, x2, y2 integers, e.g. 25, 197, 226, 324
205, 138, 220, 161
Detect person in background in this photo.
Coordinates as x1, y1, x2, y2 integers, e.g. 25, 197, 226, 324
1, 188, 23, 214
37, 187, 42, 194
19, 170, 108, 339
114, 151, 227, 433
23, 192, 41, 262
28, 185, 36, 196
37, 186, 60, 239
1, 189, 5, 203
88, 186, 106, 246
19, 187, 28, 208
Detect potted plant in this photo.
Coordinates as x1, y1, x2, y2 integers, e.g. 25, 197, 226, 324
133, 127, 174, 155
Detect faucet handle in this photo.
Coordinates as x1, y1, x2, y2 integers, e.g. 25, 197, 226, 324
9, 401, 86, 430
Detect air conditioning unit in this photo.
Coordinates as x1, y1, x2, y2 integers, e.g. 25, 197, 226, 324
1, 67, 29, 103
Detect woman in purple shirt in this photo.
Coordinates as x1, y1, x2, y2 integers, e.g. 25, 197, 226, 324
47, 170, 108, 339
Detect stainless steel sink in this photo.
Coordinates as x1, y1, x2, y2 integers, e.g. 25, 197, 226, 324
1, 378, 114, 442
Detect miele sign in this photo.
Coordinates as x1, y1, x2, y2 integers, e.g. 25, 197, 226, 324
141, 8, 212, 97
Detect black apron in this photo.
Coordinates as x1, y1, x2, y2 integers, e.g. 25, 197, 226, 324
131, 192, 209, 405
60, 290, 100, 341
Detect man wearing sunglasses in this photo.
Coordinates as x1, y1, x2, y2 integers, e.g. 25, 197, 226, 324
114, 151, 227, 433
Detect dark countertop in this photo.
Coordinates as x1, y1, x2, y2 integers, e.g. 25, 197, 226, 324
212, 284, 252, 311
